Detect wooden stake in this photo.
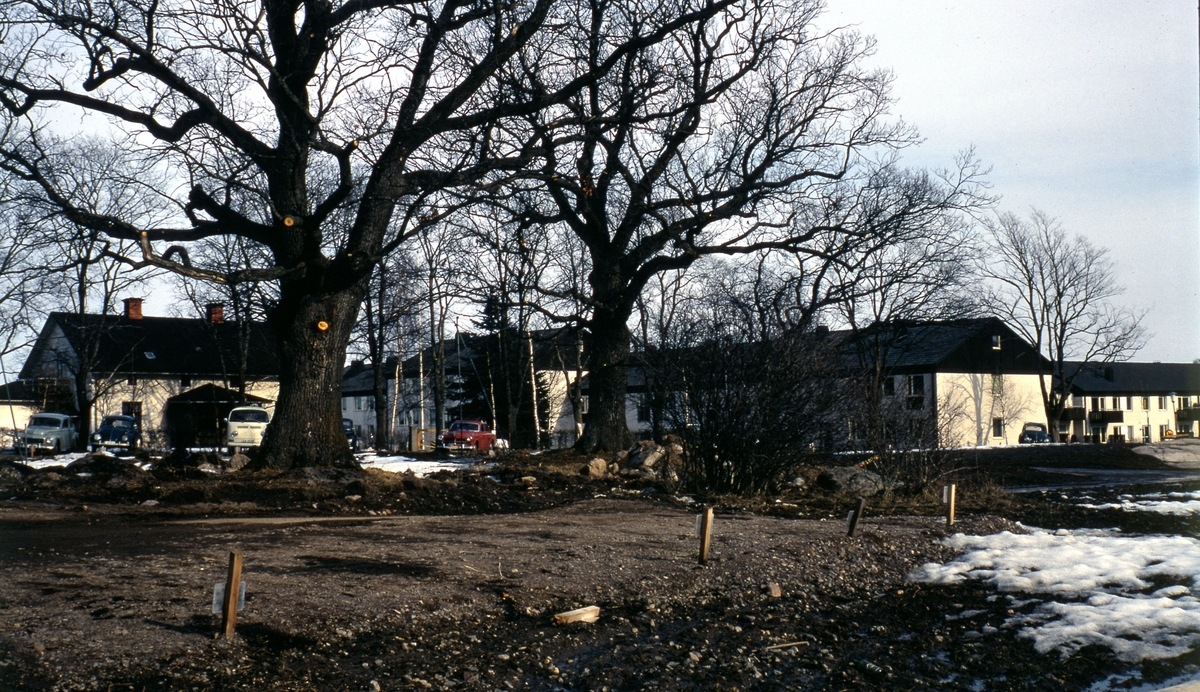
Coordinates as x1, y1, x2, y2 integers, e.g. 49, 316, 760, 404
698, 507, 714, 564
221, 551, 243, 639
946, 484, 957, 527
847, 498, 867, 537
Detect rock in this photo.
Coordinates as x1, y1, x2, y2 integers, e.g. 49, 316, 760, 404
520, 476, 537, 484
608, 462, 620, 474
789, 477, 806, 489
816, 467, 885, 496
582, 458, 607, 479
767, 583, 783, 598
227, 453, 250, 471
0, 465, 25, 483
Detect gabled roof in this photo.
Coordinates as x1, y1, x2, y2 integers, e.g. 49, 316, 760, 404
20, 312, 280, 380
833, 317, 1049, 374
0, 380, 35, 403
166, 383, 272, 404
1068, 361, 1200, 395
344, 327, 585, 390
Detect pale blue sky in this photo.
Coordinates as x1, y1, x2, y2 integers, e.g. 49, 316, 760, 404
821, 0, 1200, 362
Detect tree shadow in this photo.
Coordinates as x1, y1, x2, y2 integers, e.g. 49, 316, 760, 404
297, 555, 439, 578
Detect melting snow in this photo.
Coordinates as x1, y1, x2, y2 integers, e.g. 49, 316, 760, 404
912, 530, 1200, 662
1081, 490, 1200, 516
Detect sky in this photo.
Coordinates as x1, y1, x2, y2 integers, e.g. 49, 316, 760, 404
819, 0, 1200, 362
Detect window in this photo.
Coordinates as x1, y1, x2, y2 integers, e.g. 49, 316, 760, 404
1072, 395, 1084, 408
127, 374, 137, 386
1111, 397, 1120, 410
636, 394, 651, 423
1093, 397, 1103, 411
180, 376, 192, 389
1141, 426, 1151, 443
882, 377, 895, 397
1126, 397, 1133, 410
579, 396, 589, 415
991, 374, 1005, 397
907, 396, 925, 410
1160, 424, 1169, 439
992, 417, 1004, 438
909, 375, 925, 396
1059, 421, 1071, 435
1158, 396, 1167, 410
342, 398, 347, 411
121, 401, 142, 425
991, 335, 1002, 350
1140, 396, 1149, 410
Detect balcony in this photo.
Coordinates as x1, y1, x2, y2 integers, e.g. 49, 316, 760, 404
1089, 410, 1124, 424
1061, 407, 1087, 421
1177, 408, 1200, 423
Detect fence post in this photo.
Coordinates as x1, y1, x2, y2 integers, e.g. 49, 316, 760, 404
222, 551, 243, 639
698, 507, 714, 564
847, 498, 867, 537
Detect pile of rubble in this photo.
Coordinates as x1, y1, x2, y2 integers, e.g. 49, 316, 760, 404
580, 439, 684, 484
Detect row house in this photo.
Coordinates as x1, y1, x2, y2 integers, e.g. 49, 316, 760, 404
1063, 362, 1200, 443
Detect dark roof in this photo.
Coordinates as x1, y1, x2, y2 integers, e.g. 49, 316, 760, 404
0, 380, 35, 402
833, 317, 1049, 374
341, 328, 586, 393
1068, 362, 1200, 395
166, 383, 272, 404
20, 312, 280, 380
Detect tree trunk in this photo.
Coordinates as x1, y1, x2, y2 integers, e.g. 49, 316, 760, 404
577, 310, 632, 453
257, 287, 360, 469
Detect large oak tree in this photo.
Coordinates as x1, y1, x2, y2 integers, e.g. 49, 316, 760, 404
0, 0, 731, 467
499, 0, 987, 451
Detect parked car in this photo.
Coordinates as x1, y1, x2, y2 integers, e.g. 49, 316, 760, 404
437, 419, 496, 453
343, 418, 361, 451
90, 415, 142, 453
16, 413, 78, 454
226, 406, 271, 455
1019, 422, 1050, 444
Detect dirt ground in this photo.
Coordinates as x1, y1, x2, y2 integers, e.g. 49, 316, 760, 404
1, 446, 1198, 691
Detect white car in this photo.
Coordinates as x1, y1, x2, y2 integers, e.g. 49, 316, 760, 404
226, 406, 271, 455
17, 413, 78, 454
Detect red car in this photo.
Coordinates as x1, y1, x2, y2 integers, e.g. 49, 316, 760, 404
437, 420, 497, 453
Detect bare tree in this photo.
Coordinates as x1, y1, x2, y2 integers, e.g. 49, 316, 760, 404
6, 138, 168, 440
0, 0, 732, 467
980, 210, 1146, 441
495, 0, 987, 451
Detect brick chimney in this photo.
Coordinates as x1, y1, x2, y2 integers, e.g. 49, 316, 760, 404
123, 297, 143, 320
206, 303, 225, 324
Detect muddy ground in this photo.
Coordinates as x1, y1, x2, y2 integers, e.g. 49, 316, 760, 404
1, 445, 1198, 691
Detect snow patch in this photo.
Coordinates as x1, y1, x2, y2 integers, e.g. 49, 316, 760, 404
912, 530, 1200, 662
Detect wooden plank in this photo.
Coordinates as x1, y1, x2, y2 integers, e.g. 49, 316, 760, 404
847, 498, 866, 537
221, 551, 243, 639
698, 507, 714, 564
553, 605, 600, 625
947, 484, 957, 526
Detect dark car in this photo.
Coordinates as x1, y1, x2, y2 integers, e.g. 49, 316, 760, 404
343, 419, 361, 451
1019, 422, 1050, 444
90, 415, 142, 453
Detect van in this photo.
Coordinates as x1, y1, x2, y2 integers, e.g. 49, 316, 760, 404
226, 406, 271, 455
